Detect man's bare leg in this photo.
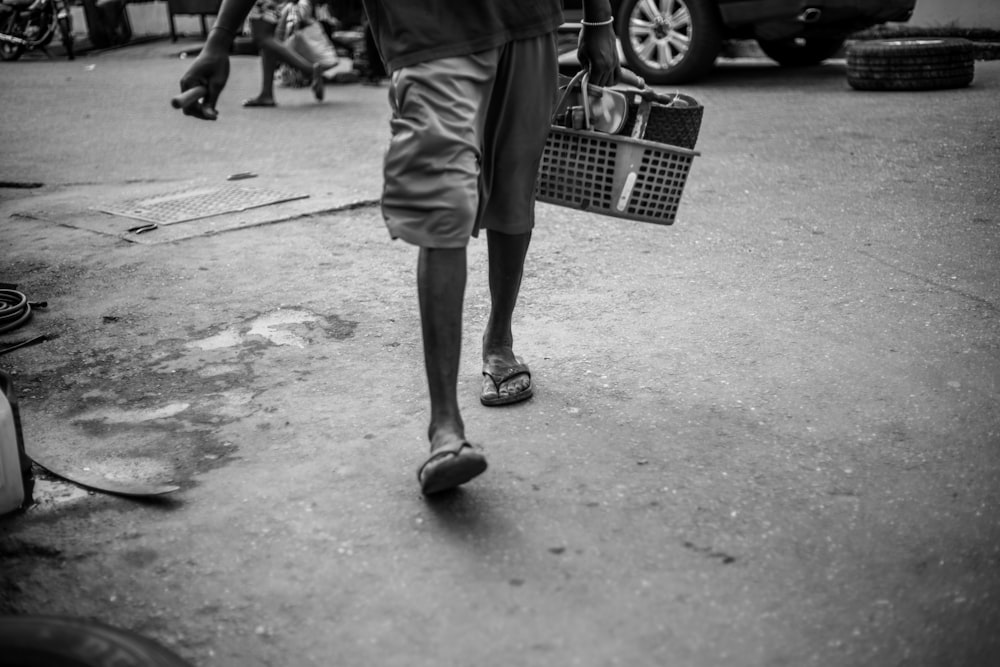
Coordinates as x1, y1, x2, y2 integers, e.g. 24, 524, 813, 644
416, 246, 487, 493
481, 230, 533, 404
419, 247, 466, 448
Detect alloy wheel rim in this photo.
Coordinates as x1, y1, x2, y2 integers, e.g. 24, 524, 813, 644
628, 0, 693, 70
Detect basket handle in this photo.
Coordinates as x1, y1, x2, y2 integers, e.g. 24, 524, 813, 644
552, 70, 595, 129
551, 68, 659, 133
553, 68, 635, 131
579, 70, 594, 130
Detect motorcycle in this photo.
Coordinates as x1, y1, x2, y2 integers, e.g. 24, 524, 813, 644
0, 0, 74, 61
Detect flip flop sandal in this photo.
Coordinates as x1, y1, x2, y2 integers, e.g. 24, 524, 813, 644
417, 440, 487, 495
481, 360, 533, 407
242, 98, 277, 107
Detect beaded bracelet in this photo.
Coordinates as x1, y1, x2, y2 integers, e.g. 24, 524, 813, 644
580, 17, 614, 26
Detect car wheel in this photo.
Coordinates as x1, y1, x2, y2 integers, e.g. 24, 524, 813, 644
846, 38, 975, 91
617, 0, 723, 85
757, 36, 846, 67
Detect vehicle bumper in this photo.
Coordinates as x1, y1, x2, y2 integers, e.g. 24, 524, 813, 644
720, 0, 916, 30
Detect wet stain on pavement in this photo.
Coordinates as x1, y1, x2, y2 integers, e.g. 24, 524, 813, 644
11, 307, 358, 513
186, 309, 357, 351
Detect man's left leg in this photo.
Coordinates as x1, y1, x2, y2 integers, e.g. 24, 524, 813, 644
478, 32, 558, 406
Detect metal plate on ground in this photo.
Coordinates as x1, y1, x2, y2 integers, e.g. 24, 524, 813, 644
97, 184, 310, 225
30, 452, 181, 497
5, 177, 376, 245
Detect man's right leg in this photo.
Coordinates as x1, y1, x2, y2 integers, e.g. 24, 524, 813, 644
481, 229, 533, 405
476, 33, 559, 406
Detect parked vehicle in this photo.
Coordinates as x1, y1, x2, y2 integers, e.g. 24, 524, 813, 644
0, 0, 74, 61
563, 0, 917, 84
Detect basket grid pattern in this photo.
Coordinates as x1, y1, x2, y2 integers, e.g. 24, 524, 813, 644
537, 132, 618, 209
626, 150, 694, 219
536, 127, 696, 225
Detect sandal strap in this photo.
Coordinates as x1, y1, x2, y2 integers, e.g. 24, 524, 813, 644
417, 441, 472, 480
482, 360, 531, 388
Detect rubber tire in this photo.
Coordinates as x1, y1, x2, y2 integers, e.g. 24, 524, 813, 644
847, 38, 975, 91
757, 36, 846, 67
0, 616, 195, 667
617, 0, 723, 85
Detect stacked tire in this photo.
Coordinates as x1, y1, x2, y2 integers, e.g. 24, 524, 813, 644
846, 38, 975, 91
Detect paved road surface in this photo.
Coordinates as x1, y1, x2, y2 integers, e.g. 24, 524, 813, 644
1, 43, 998, 667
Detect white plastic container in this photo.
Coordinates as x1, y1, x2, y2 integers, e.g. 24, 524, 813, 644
1, 372, 26, 515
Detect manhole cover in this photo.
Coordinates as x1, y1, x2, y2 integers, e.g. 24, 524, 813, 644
98, 185, 309, 225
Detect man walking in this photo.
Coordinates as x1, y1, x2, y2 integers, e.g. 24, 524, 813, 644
177, 0, 620, 494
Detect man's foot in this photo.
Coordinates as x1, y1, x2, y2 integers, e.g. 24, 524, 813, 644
311, 64, 325, 101
243, 96, 277, 107
481, 356, 533, 406
417, 433, 487, 495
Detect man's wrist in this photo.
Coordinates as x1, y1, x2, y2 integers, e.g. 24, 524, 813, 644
211, 24, 238, 38
581, 17, 614, 26
204, 24, 237, 50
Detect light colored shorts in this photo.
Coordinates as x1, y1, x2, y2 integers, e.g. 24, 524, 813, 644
381, 32, 559, 248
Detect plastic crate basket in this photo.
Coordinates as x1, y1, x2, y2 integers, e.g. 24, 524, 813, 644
536, 75, 701, 226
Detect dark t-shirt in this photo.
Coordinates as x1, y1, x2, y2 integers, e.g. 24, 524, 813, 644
362, 0, 564, 71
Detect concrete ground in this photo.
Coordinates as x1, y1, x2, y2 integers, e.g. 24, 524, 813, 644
1, 40, 999, 667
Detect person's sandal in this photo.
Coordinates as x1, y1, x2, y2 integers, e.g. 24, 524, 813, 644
417, 441, 487, 495
481, 360, 533, 406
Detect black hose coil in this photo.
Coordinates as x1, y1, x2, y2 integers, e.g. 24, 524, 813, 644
0, 289, 33, 334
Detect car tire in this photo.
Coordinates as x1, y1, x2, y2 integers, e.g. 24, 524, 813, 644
846, 38, 975, 91
617, 0, 723, 85
757, 36, 846, 67
0, 616, 195, 667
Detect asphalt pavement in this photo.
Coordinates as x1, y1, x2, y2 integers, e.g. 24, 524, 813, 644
1, 38, 999, 667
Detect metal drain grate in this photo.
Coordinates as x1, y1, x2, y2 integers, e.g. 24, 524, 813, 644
98, 185, 309, 225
